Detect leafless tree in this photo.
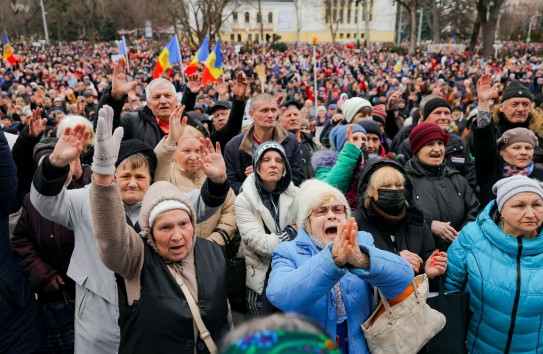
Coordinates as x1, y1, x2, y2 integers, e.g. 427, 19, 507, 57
396, 0, 419, 53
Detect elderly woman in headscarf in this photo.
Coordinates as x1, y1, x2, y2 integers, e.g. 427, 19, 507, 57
89, 107, 231, 353
266, 179, 413, 354
445, 175, 543, 353
235, 141, 299, 316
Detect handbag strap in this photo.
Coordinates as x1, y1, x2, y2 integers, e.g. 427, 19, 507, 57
168, 266, 218, 354
377, 275, 426, 319
215, 228, 233, 260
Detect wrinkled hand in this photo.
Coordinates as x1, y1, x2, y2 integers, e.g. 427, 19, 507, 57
331, 220, 350, 267
69, 157, 83, 180
187, 74, 203, 94
331, 113, 344, 126
476, 74, 499, 103
431, 221, 458, 243
199, 138, 226, 183
400, 250, 424, 273
111, 58, 137, 100
43, 274, 65, 292
345, 218, 369, 269
28, 107, 47, 137
92, 105, 124, 175
166, 105, 186, 146
49, 124, 90, 168
231, 72, 248, 100
387, 90, 403, 111
425, 250, 448, 278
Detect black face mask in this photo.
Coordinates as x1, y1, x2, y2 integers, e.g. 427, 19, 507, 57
375, 189, 406, 210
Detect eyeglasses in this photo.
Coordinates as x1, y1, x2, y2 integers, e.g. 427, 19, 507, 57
312, 204, 347, 217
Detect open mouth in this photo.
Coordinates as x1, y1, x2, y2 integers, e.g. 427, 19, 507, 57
325, 226, 338, 238
170, 245, 185, 252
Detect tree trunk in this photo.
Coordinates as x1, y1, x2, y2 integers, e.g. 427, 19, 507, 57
469, 16, 480, 51
481, 6, 500, 56
431, 1, 440, 42
409, 8, 417, 53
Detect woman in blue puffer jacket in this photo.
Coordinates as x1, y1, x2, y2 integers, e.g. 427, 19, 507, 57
445, 175, 543, 353
266, 179, 413, 354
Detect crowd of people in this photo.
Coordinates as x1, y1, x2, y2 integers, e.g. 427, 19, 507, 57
2, 37, 543, 354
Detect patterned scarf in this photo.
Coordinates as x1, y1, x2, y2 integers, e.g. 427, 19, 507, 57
308, 233, 346, 323
502, 161, 534, 177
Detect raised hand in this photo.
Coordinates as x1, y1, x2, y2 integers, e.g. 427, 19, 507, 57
49, 124, 90, 168
345, 218, 369, 269
214, 77, 228, 97
331, 113, 344, 126
331, 220, 350, 267
187, 73, 203, 94
476, 73, 499, 105
111, 58, 137, 100
387, 90, 403, 111
27, 107, 47, 137
400, 249, 424, 273
230, 71, 248, 100
165, 104, 186, 146
198, 138, 227, 183
424, 250, 448, 278
92, 105, 124, 175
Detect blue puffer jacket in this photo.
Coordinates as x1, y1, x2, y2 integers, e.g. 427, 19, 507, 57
445, 201, 543, 354
266, 228, 413, 354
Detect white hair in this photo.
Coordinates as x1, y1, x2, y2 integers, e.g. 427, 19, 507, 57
56, 115, 95, 146
145, 78, 176, 101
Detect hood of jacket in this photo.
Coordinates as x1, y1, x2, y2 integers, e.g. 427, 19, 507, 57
357, 158, 413, 206
477, 201, 543, 256
138, 181, 197, 255
492, 105, 543, 138
252, 141, 292, 195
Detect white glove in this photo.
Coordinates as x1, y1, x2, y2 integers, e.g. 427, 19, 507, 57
92, 105, 124, 175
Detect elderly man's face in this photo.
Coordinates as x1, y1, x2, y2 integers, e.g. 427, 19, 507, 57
499, 98, 532, 124
278, 107, 302, 133
147, 82, 178, 122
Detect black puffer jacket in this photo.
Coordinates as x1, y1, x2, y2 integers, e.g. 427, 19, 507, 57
396, 133, 477, 190
354, 159, 435, 265
404, 158, 480, 250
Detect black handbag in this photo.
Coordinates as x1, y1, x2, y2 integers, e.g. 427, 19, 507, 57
216, 228, 246, 313
42, 289, 75, 354
420, 277, 470, 354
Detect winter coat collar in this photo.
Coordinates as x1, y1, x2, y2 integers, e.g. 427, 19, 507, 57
404, 158, 456, 178
477, 201, 543, 256
492, 105, 543, 138
239, 123, 289, 157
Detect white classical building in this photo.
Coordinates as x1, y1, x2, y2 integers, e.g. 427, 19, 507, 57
219, 0, 397, 43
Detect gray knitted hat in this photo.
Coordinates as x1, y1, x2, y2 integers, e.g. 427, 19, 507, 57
492, 175, 543, 211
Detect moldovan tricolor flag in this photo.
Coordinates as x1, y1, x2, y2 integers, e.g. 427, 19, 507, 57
184, 36, 209, 75
202, 40, 223, 85
153, 35, 182, 79
3, 34, 16, 66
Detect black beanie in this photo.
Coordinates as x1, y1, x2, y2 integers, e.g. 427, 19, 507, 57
116, 139, 158, 178
33, 137, 59, 164
422, 97, 451, 120
500, 80, 534, 103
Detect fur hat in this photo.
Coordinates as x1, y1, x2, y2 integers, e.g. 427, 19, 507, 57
422, 97, 451, 120
500, 80, 534, 103
341, 97, 372, 123
296, 179, 350, 231
492, 175, 543, 211
497, 127, 538, 150
409, 122, 450, 156
330, 124, 367, 151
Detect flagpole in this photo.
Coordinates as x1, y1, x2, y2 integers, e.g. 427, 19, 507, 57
313, 44, 317, 108
175, 34, 185, 84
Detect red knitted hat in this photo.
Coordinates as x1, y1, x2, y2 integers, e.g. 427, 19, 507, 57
409, 122, 450, 155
